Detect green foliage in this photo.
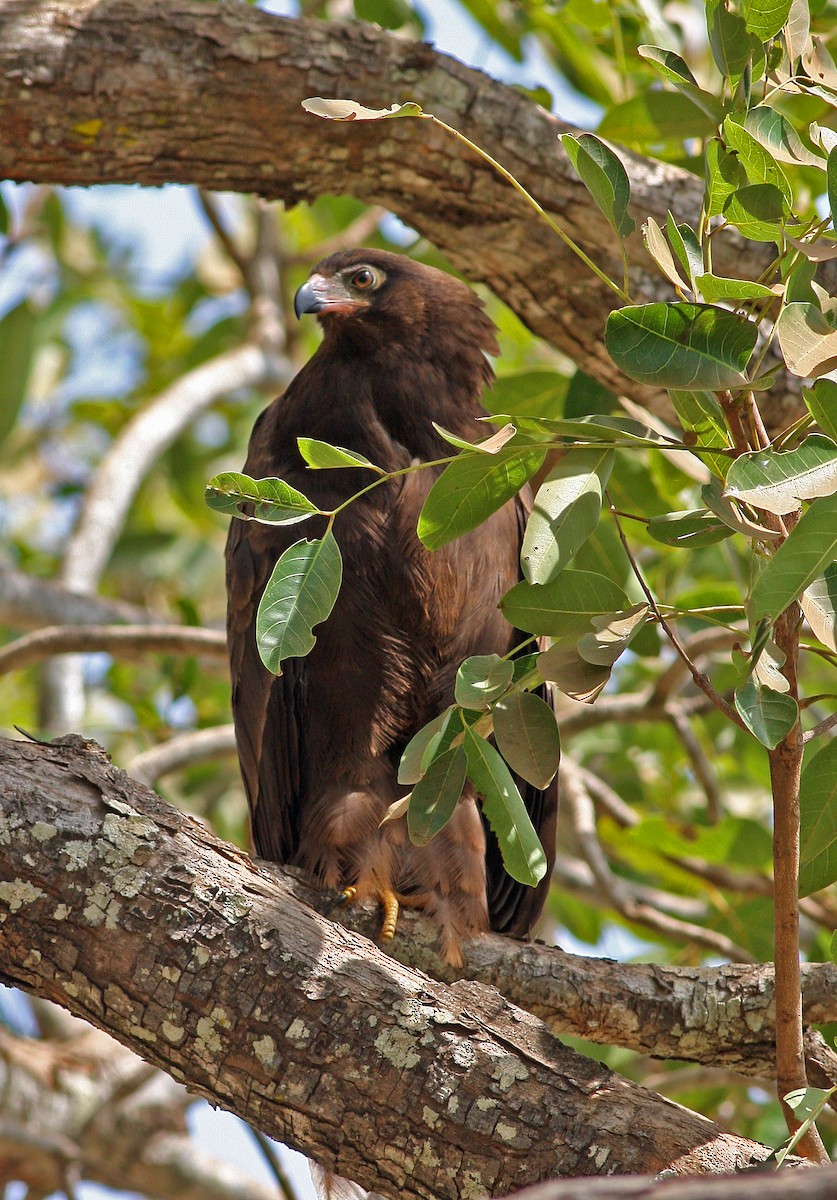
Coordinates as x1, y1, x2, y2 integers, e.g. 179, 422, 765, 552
256, 532, 343, 673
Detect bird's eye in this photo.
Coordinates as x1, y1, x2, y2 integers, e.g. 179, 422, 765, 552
351, 267, 378, 291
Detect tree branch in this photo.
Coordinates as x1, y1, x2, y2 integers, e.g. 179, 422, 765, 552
0, 735, 788, 1195
0, 0, 813, 430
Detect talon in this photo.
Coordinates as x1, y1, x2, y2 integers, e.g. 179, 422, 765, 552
379, 889, 399, 944
336, 885, 357, 908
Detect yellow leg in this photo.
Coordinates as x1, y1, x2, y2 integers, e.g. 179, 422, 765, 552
337, 885, 357, 907
378, 889, 400, 944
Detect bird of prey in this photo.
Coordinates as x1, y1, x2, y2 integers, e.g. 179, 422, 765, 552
226, 248, 558, 964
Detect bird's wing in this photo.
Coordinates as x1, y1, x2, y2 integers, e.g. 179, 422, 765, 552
225, 460, 307, 864
484, 488, 559, 936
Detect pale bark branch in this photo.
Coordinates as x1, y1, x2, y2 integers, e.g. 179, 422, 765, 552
0, 624, 227, 675
0, 0, 814, 432
0, 562, 155, 632
0, 735, 792, 1196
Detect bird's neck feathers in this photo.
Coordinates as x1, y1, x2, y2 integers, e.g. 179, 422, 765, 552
296, 308, 498, 460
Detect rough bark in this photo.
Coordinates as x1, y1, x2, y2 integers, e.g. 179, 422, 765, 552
0, 0, 809, 430
0, 735, 789, 1198
510, 1170, 837, 1199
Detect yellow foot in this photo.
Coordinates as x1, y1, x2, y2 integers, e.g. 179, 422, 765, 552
331, 884, 400, 946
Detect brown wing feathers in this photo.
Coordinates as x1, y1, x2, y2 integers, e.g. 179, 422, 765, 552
225, 249, 558, 962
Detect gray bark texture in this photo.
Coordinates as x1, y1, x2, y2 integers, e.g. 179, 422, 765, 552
0, 735, 802, 1198
0, 0, 810, 430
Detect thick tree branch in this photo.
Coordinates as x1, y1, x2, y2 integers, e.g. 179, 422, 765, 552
0, 736, 786, 1196
0, 0, 811, 430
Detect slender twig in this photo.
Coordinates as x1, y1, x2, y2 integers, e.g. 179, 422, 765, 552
0, 625, 227, 676
129, 725, 237, 786
284, 207, 387, 265
247, 1126, 302, 1200
666, 707, 722, 823
803, 710, 837, 743
197, 188, 252, 285
607, 498, 746, 729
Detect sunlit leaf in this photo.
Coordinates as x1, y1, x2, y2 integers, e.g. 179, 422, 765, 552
454, 654, 514, 709
576, 603, 650, 666
297, 438, 382, 472
744, 105, 823, 167
256, 531, 343, 673
501, 570, 629, 638
805, 379, 837, 441
484, 371, 568, 419
493, 692, 560, 789
560, 133, 635, 238
695, 273, 776, 302
302, 97, 424, 120
432, 421, 517, 454
724, 435, 837, 515
537, 640, 611, 703
463, 727, 547, 886
777, 304, 837, 378
670, 389, 730, 479
637, 46, 725, 124
799, 740, 837, 895
666, 214, 703, 284
829, 146, 837, 228
418, 446, 544, 550
521, 448, 614, 584
723, 183, 786, 242
398, 707, 455, 784
598, 91, 716, 147
723, 117, 793, 203
708, 2, 764, 85
801, 563, 837, 652
701, 478, 780, 541
705, 138, 748, 218
750, 494, 837, 622
741, 0, 792, 42
644, 217, 690, 290
648, 508, 733, 546
407, 745, 467, 846
734, 676, 798, 748
206, 471, 321, 524
606, 303, 757, 389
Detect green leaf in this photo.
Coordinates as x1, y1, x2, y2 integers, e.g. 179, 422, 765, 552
398, 707, 455, 785
708, 3, 764, 85
493, 692, 561, 789
417, 447, 545, 550
637, 45, 725, 124
508, 414, 672, 447
799, 740, 837, 895
800, 563, 837, 652
695, 273, 776, 302
560, 133, 635, 238
666, 214, 704, 284
644, 217, 690, 290
521, 448, 614, 584
302, 97, 424, 120
605, 303, 757, 389
501, 570, 629, 638
734, 676, 799, 748
463, 726, 547, 887
741, 0, 792, 42
805, 379, 837, 441
647, 508, 733, 547
705, 138, 748, 218
0, 300, 35, 449
778, 305, 837, 378
744, 106, 823, 167
724, 434, 837, 515
723, 183, 787, 242
669, 389, 730, 479
597, 91, 716, 148
433, 422, 516, 454
702, 477, 780, 541
454, 654, 514, 709
205, 472, 321, 525
297, 438, 382, 472
407, 745, 468, 847
723, 117, 793, 204
576, 603, 650, 666
750, 494, 837, 622
829, 146, 837, 228
256, 531, 343, 674
537, 640, 611, 703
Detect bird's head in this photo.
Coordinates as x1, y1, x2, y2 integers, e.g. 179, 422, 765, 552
293, 249, 499, 367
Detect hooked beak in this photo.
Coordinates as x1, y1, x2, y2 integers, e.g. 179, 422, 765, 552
294, 273, 367, 319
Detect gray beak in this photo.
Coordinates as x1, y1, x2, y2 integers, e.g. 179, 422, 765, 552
294, 279, 323, 319
293, 273, 367, 319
